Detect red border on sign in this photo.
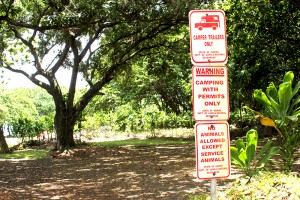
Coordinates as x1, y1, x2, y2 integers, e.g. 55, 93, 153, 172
192, 66, 230, 121
189, 10, 228, 65
195, 122, 231, 180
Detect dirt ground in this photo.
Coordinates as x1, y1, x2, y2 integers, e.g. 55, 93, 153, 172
0, 143, 241, 200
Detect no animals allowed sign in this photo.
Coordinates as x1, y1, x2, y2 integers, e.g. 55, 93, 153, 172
195, 122, 230, 180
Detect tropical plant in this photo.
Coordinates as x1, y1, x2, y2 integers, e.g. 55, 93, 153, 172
246, 71, 300, 172
230, 129, 279, 179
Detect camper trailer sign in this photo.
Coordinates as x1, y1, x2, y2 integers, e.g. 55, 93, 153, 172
189, 10, 228, 65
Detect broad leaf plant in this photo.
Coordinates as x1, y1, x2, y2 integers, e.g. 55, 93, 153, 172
245, 71, 300, 172
231, 129, 279, 179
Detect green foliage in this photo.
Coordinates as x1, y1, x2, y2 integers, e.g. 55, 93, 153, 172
25, 88, 55, 117
0, 87, 55, 143
83, 102, 193, 134
223, 0, 300, 111
40, 116, 54, 133
230, 129, 279, 178
0, 104, 8, 125
0, 88, 39, 122
249, 71, 300, 172
10, 118, 45, 141
83, 35, 193, 132
83, 51, 193, 133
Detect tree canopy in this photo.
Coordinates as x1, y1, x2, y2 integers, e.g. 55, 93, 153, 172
223, 0, 300, 110
0, 0, 208, 151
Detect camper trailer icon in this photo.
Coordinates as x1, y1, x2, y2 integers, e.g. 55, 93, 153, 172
195, 14, 220, 30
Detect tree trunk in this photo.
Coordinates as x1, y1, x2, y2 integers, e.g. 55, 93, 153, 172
0, 125, 11, 153
54, 107, 76, 152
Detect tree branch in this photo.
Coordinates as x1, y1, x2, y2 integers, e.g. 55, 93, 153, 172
74, 22, 177, 117
50, 42, 71, 74
78, 28, 102, 62
9, 25, 44, 73
67, 33, 79, 110
2, 62, 52, 92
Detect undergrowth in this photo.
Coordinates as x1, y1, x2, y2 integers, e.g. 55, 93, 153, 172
189, 172, 300, 200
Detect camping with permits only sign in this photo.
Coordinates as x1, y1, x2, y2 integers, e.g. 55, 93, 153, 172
192, 66, 229, 121
189, 10, 228, 65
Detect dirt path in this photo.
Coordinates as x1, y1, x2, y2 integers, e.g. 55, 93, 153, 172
0, 144, 240, 200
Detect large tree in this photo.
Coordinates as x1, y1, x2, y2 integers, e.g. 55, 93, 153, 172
0, 0, 207, 151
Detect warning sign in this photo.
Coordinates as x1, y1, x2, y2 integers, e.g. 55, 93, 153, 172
192, 66, 229, 121
195, 122, 230, 180
189, 10, 227, 65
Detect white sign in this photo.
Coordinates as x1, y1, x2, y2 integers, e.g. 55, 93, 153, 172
195, 122, 230, 180
189, 10, 227, 65
192, 66, 229, 121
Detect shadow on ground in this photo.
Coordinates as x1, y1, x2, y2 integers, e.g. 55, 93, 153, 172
0, 144, 240, 200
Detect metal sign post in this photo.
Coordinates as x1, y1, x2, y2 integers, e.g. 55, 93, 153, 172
210, 179, 217, 200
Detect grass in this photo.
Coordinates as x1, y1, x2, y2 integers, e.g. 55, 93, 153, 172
89, 138, 194, 147
0, 149, 49, 159
0, 137, 194, 159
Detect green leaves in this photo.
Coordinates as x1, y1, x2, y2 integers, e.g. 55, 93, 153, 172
223, 0, 300, 112
236, 139, 245, 151
249, 71, 300, 172
253, 90, 272, 109
230, 129, 279, 178
253, 71, 300, 122
266, 82, 278, 102
0, 104, 8, 125
0, 87, 55, 137
256, 144, 280, 168
283, 71, 294, 83
278, 82, 292, 114
246, 129, 258, 149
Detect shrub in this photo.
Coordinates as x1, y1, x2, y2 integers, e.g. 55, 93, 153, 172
230, 129, 279, 179
246, 71, 300, 172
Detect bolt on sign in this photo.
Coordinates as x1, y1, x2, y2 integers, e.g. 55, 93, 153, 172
189, 10, 227, 65
195, 122, 230, 180
192, 66, 229, 121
